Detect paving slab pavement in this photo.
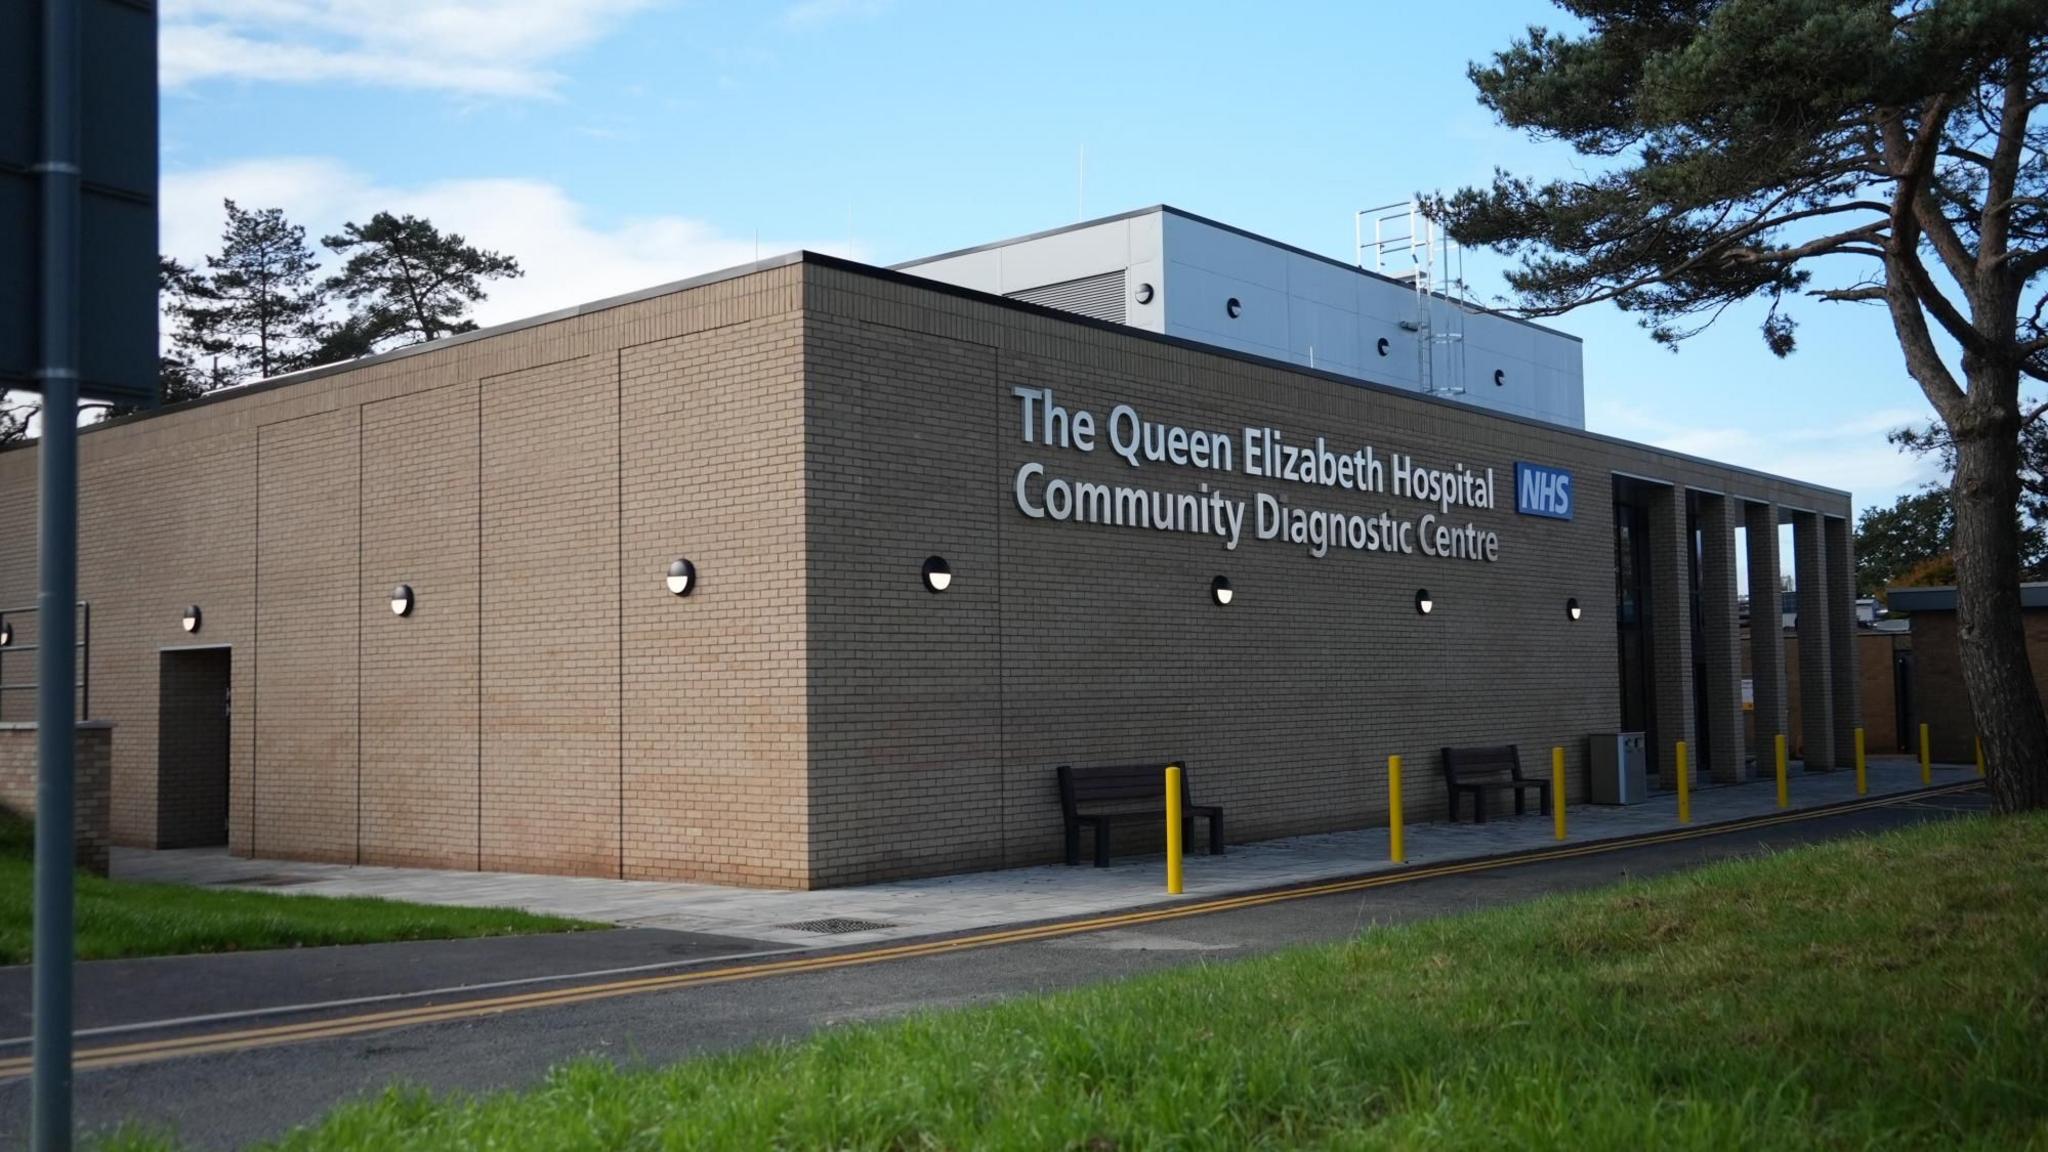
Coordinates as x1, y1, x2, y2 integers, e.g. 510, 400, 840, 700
112, 756, 1974, 951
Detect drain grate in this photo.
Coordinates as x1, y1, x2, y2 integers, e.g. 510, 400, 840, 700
778, 917, 894, 935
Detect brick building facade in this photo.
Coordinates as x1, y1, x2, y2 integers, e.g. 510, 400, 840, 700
0, 253, 1858, 889
1886, 585, 2048, 764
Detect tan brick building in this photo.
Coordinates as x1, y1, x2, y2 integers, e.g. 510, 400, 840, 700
0, 250, 1858, 889
1886, 585, 2048, 764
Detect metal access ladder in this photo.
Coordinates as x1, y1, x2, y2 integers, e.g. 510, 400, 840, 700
1356, 201, 1471, 398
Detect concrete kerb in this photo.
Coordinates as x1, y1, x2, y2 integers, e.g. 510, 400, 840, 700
107, 756, 1976, 953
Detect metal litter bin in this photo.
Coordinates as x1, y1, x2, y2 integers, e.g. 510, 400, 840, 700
1589, 731, 1648, 804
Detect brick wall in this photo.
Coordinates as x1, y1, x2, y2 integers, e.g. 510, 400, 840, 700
1910, 609, 2048, 764
621, 318, 809, 887
254, 409, 361, 863
1745, 628, 1904, 758
0, 422, 255, 842
0, 263, 809, 883
800, 261, 1850, 885
0, 254, 1853, 889
1858, 632, 1902, 753
357, 382, 480, 869
1645, 485, 1695, 789
0, 723, 112, 874
479, 356, 621, 876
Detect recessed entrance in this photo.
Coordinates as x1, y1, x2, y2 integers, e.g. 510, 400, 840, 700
1613, 483, 1657, 768
158, 647, 231, 848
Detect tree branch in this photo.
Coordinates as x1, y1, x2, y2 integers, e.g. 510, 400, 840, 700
1880, 95, 1970, 417
1725, 226, 1887, 265
1914, 185, 1980, 296
2009, 246, 2048, 280
1811, 285, 1887, 303
1509, 205, 1888, 318
1982, 49, 2033, 271
1943, 145, 1996, 168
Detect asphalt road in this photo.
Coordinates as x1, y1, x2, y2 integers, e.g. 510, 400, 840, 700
0, 927, 777, 1038
0, 787, 1987, 1150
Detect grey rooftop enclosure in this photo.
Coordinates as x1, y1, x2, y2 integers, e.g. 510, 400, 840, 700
897, 205, 1587, 429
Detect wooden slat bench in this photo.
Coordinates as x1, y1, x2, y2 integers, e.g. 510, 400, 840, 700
1440, 744, 1551, 824
1057, 762, 1225, 867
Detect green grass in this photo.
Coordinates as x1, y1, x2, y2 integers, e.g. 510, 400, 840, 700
0, 810, 594, 964
105, 809, 2048, 1151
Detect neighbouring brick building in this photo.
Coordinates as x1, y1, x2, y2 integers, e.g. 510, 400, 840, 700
0, 222, 1860, 889
1886, 585, 2048, 764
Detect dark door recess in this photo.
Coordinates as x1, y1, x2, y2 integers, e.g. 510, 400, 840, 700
158, 648, 231, 847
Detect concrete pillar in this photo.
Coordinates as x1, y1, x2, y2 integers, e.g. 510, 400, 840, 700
1646, 485, 1695, 789
1696, 493, 1747, 782
1744, 502, 1788, 758
1825, 515, 1861, 761
1791, 510, 1836, 768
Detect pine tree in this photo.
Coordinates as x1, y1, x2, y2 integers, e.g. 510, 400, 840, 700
87, 258, 225, 424
157, 256, 218, 405
1428, 0, 2048, 811
322, 213, 521, 349
179, 201, 326, 383
308, 312, 391, 367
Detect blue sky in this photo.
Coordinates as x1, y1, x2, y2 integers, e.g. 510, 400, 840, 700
160, 0, 1948, 517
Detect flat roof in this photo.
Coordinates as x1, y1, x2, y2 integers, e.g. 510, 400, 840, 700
892, 204, 1583, 344
22, 249, 1845, 503
1886, 585, 2048, 612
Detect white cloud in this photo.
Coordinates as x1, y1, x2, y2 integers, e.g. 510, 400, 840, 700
1593, 399, 1944, 510
163, 157, 820, 331
161, 0, 655, 96
780, 0, 891, 30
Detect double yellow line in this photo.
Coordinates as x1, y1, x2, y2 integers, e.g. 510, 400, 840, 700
0, 780, 1980, 1078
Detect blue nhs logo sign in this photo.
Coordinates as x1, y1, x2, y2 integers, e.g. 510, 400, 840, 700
1515, 463, 1574, 521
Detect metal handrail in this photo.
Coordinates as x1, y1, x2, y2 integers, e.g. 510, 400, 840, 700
0, 602, 90, 718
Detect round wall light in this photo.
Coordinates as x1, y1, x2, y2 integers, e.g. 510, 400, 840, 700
922, 555, 953, 593
1211, 575, 1233, 606
666, 558, 697, 596
1, 619, 13, 646
181, 605, 202, 634
1376, 337, 1390, 357
1415, 589, 1434, 616
1135, 282, 1155, 305
1225, 297, 1243, 319
1567, 597, 1582, 621
390, 584, 414, 617
1494, 369, 1507, 387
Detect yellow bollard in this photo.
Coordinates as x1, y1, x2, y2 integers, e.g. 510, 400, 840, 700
1388, 755, 1406, 864
1975, 737, 1986, 777
1165, 764, 1184, 895
1552, 746, 1566, 841
1675, 740, 1690, 825
1775, 733, 1789, 809
1854, 727, 1867, 796
1919, 723, 1931, 784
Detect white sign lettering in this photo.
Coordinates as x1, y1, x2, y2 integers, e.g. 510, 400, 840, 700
1009, 386, 1506, 563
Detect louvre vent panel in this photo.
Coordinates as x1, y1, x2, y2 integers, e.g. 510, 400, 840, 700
1006, 271, 1127, 324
